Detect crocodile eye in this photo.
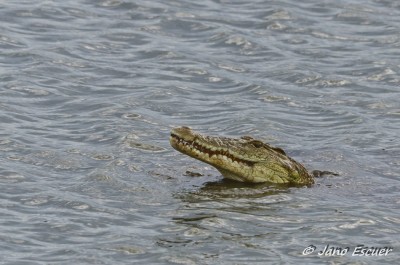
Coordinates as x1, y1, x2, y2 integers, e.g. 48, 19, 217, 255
250, 140, 264, 148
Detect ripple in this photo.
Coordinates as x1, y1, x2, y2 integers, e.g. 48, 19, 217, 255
23, 197, 49, 206
339, 219, 376, 229
0, 0, 399, 264
367, 68, 396, 81
312, 79, 352, 87
125, 141, 166, 152
0, 172, 25, 183
9, 85, 50, 96
90, 154, 114, 161
225, 35, 252, 49
71, 204, 90, 210
123, 133, 166, 152
217, 63, 246, 73
114, 246, 145, 255
0, 33, 27, 49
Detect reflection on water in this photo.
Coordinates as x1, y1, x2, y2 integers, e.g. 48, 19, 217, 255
180, 179, 291, 200
0, 0, 399, 264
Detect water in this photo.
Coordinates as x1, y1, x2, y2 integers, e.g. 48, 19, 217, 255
0, 0, 399, 264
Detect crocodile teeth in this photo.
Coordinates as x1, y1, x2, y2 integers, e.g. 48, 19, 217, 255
171, 133, 255, 167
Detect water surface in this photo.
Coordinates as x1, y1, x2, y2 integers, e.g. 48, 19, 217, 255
0, 0, 399, 264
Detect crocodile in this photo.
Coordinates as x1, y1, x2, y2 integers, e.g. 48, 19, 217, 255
170, 126, 314, 185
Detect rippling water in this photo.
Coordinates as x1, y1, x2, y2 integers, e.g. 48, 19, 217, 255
1, 0, 399, 264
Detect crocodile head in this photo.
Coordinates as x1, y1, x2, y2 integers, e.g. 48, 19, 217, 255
170, 126, 314, 185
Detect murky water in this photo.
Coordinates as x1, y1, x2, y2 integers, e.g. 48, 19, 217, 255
1, 0, 399, 264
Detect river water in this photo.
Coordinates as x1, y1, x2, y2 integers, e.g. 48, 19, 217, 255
0, 0, 399, 264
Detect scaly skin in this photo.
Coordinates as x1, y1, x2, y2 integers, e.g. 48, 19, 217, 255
170, 126, 314, 185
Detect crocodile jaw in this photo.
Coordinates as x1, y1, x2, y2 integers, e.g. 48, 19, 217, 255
170, 127, 314, 184
170, 132, 254, 182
